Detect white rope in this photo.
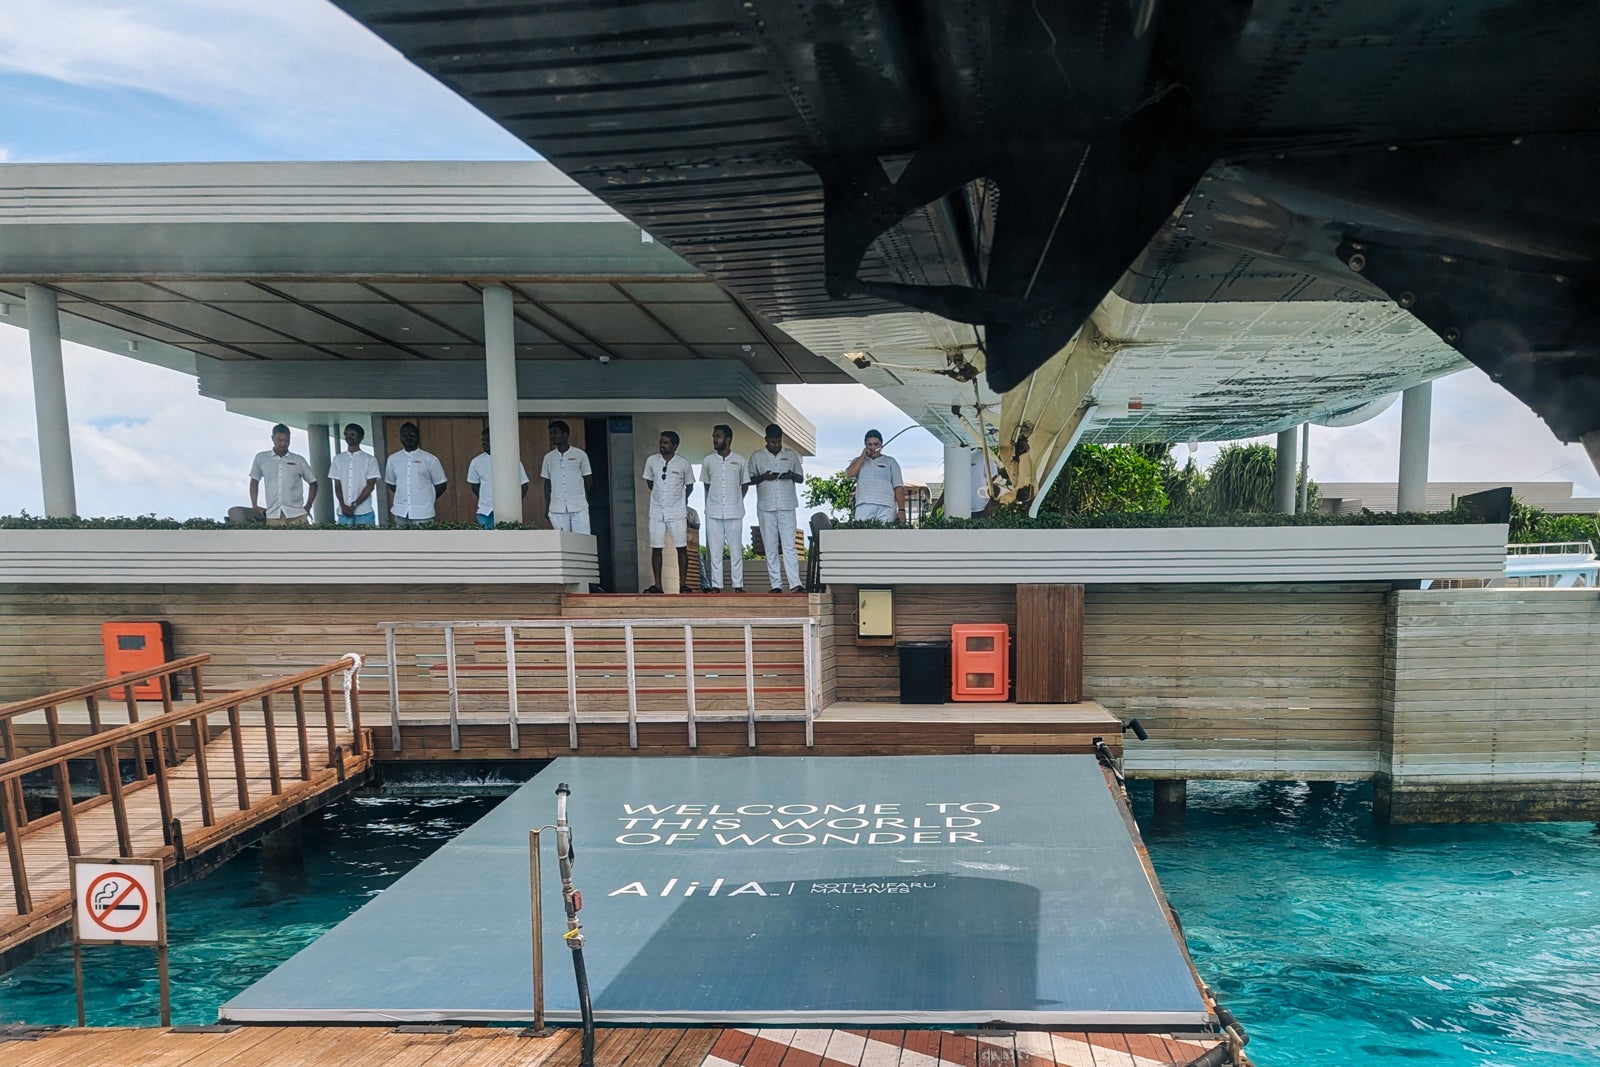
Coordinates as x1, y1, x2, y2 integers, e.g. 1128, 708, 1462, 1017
341, 652, 363, 735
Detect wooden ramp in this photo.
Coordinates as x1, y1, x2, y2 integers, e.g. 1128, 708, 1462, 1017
0, 659, 373, 970
0, 1026, 1226, 1067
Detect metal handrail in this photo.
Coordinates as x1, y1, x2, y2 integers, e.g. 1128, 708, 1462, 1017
378, 616, 822, 753
0, 657, 363, 918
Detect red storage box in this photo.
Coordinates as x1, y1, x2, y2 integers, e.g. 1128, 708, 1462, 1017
101, 621, 172, 700
950, 623, 1009, 701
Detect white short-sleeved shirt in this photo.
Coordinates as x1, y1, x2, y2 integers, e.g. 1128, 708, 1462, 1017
466, 452, 530, 516
385, 447, 448, 520
540, 446, 592, 514
747, 446, 803, 511
854, 454, 904, 507
329, 449, 381, 516
643, 453, 694, 518
700, 451, 748, 520
250, 450, 315, 519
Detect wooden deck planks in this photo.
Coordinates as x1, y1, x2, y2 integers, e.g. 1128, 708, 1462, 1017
0, 723, 370, 960
3, 1028, 1224, 1067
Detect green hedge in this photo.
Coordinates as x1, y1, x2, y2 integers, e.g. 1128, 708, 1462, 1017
0, 513, 536, 531
833, 507, 1488, 531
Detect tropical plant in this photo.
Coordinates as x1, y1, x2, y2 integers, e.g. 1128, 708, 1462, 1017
1206, 443, 1279, 513
1047, 443, 1169, 515
804, 472, 855, 520
1509, 500, 1599, 548
1164, 457, 1209, 514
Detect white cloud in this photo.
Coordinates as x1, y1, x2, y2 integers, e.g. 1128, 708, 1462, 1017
0, 324, 273, 518
0, 0, 530, 158
1189, 368, 1600, 498
782, 383, 947, 484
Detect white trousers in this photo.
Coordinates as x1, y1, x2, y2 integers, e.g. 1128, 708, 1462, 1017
758, 509, 801, 590
704, 516, 745, 589
549, 509, 591, 534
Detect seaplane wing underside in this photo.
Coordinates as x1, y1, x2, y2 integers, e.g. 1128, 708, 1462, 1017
337, 0, 1600, 457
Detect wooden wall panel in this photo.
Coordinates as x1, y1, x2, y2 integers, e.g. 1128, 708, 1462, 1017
1085, 583, 1389, 778
381, 415, 587, 526
1379, 589, 1600, 821
0, 584, 564, 701
830, 584, 1017, 702
1015, 584, 1083, 703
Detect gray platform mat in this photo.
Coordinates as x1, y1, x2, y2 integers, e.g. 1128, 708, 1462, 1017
222, 755, 1210, 1026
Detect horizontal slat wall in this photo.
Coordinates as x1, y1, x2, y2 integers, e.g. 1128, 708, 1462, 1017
0, 530, 598, 585
1379, 589, 1600, 822
1089, 583, 1390, 778
821, 526, 1508, 584
830, 585, 1017, 702
0, 584, 564, 701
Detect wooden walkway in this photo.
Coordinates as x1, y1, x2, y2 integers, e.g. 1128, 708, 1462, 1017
378, 701, 1125, 761
0, 660, 373, 968
1, 1026, 1224, 1067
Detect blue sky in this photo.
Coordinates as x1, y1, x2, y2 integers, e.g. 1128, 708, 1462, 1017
0, 0, 1595, 519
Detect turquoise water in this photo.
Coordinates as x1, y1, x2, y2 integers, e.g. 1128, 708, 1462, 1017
0, 794, 501, 1027
5, 781, 1598, 1066
1130, 780, 1600, 1066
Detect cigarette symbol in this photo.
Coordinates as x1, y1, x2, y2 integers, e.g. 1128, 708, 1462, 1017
93, 881, 139, 910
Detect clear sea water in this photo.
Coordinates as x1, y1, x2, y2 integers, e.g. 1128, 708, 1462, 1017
3, 782, 1598, 1067
0, 793, 501, 1027
1129, 779, 1600, 1066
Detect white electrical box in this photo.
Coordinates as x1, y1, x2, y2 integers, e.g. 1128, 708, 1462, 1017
858, 588, 894, 638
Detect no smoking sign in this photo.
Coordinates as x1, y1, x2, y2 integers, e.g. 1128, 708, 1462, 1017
73, 859, 163, 945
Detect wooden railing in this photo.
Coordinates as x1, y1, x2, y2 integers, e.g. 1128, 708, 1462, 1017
0, 655, 210, 841
0, 656, 363, 917
379, 617, 820, 752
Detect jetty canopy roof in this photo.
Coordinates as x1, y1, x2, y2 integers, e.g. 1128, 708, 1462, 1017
327, 0, 1599, 487
0, 160, 835, 450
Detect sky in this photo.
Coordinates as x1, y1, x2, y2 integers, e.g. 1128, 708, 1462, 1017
0, 0, 1595, 520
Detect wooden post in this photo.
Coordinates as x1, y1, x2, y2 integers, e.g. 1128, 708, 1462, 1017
190, 716, 215, 827
292, 685, 312, 782
262, 695, 283, 796
1015, 584, 1085, 703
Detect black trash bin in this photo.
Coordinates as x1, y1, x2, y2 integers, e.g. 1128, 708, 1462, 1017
897, 640, 950, 704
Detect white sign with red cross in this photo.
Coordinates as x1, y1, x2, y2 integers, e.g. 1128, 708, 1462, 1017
73, 859, 163, 945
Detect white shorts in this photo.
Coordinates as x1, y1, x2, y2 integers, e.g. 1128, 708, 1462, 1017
649, 513, 688, 549
550, 509, 591, 534
854, 502, 897, 523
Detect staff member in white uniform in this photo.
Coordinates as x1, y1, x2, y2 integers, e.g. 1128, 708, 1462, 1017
540, 420, 593, 533
845, 428, 905, 523
329, 423, 380, 526
384, 421, 448, 526
466, 428, 530, 529
699, 424, 749, 593
642, 430, 694, 593
249, 423, 317, 526
746, 422, 805, 592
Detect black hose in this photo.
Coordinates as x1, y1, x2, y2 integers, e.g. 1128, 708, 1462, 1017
1181, 1044, 1232, 1067
555, 782, 595, 1067
572, 946, 595, 1067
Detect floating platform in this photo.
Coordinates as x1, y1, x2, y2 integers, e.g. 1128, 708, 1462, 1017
223, 755, 1209, 1028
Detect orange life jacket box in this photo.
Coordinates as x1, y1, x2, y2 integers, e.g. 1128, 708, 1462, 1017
101, 621, 173, 700
950, 623, 1009, 701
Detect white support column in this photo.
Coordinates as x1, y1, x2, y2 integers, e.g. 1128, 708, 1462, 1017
482, 284, 522, 523
26, 284, 77, 517
1274, 428, 1298, 514
943, 443, 973, 519
1584, 430, 1600, 484
1298, 422, 1310, 515
307, 420, 333, 524
1397, 382, 1432, 513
